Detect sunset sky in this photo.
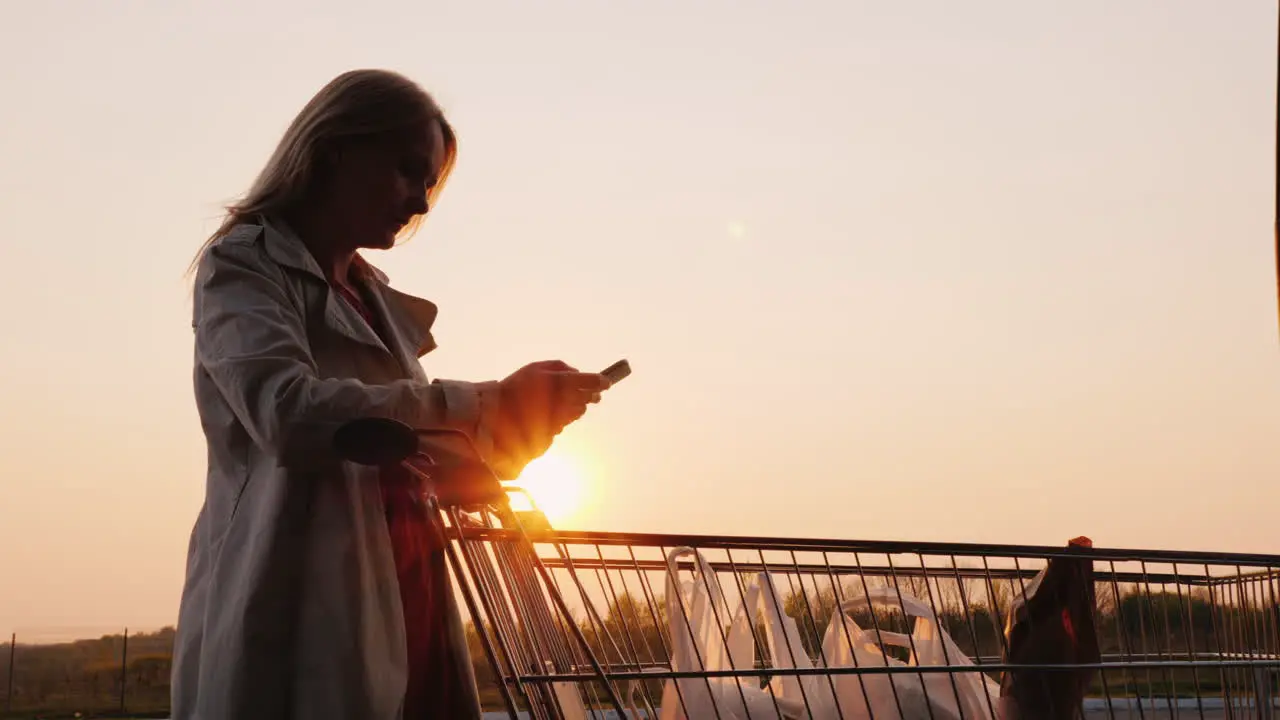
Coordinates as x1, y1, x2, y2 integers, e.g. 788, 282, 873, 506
1, 1, 1278, 639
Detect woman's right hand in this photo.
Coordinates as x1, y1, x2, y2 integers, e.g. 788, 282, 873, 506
489, 360, 609, 476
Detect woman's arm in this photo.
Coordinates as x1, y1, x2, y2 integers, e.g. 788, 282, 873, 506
193, 239, 498, 470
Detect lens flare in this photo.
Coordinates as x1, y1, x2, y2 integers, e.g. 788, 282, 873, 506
509, 451, 585, 526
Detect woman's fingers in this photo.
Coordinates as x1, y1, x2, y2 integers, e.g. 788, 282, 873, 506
569, 371, 611, 393
551, 371, 610, 402
488, 367, 610, 473
548, 371, 608, 421
522, 359, 577, 374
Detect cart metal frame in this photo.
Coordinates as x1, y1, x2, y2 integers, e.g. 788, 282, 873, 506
442, 505, 1280, 720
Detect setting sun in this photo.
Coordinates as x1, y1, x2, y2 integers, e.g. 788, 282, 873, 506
508, 450, 587, 526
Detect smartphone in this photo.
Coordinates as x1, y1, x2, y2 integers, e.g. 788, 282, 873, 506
601, 359, 631, 386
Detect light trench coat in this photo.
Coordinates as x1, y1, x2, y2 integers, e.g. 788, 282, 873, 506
171, 216, 499, 720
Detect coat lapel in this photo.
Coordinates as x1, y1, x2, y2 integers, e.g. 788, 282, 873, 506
360, 263, 439, 380
260, 217, 439, 374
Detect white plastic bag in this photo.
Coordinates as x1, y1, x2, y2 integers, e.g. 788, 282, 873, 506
657, 556, 1001, 720
659, 548, 797, 720
740, 572, 837, 718
832, 586, 1001, 720
818, 604, 937, 719
734, 573, 951, 720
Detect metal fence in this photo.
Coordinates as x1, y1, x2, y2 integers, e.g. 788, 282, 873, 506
0, 628, 172, 718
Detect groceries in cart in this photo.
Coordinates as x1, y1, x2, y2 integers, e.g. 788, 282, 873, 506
999, 536, 1101, 720
659, 546, 1000, 719
656, 538, 1100, 720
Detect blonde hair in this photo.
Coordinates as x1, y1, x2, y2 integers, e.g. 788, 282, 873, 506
189, 69, 456, 273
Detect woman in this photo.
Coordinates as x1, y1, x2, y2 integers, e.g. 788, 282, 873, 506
171, 69, 609, 720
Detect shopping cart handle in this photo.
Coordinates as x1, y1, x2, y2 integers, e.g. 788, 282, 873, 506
333, 417, 419, 467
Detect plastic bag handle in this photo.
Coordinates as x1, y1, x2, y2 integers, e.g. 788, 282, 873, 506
839, 586, 937, 622
855, 628, 914, 650
664, 546, 718, 585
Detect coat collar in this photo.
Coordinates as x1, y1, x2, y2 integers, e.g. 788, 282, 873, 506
259, 216, 440, 360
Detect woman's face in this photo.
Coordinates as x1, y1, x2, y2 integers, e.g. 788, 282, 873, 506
325, 119, 447, 250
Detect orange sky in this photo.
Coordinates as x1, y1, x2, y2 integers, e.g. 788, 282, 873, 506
1, 0, 1278, 639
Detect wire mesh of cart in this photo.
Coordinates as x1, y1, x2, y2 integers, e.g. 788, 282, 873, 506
330, 418, 1280, 719
445, 511, 1280, 720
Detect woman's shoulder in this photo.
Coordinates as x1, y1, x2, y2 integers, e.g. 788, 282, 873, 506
190, 220, 300, 325
190, 220, 284, 292
209, 221, 269, 255
196, 220, 276, 268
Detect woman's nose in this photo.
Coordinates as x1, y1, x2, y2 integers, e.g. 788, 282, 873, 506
405, 192, 428, 216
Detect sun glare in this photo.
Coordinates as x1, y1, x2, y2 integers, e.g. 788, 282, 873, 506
508, 451, 586, 526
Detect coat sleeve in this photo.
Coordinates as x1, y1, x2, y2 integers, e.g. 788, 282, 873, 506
193, 238, 499, 470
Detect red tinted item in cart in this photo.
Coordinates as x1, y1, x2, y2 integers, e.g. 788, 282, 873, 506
1000, 536, 1101, 720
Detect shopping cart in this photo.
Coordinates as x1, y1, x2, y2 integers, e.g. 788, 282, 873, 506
336, 418, 1280, 719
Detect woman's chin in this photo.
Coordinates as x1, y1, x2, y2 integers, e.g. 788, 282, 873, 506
362, 231, 398, 250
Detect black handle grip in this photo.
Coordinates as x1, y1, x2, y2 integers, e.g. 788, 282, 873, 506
333, 417, 419, 467
334, 418, 507, 506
